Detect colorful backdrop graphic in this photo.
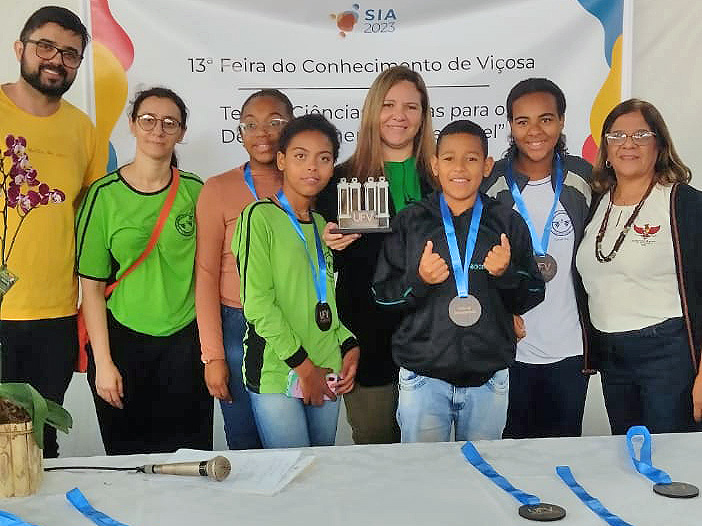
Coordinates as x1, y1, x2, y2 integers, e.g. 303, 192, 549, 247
90, 0, 134, 173
88, 0, 631, 177
576, 0, 624, 163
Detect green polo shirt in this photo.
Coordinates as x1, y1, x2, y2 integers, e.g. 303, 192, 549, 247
76, 169, 202, 336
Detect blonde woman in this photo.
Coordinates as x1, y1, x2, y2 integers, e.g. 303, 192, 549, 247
317, 66, 434, 444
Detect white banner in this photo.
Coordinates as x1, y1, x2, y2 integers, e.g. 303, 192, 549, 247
85, 0, 632, 177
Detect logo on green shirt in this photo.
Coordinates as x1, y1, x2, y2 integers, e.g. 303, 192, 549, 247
175, 210, 195, 237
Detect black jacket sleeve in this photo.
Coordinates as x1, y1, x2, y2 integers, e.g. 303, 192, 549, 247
372, 212, 431, 312
493, 210, 546, 315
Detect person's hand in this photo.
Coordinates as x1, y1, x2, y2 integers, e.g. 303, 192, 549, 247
418, 240, 450, 285
484, 233, 511, 277
296, 359, 336, 405
204, 359, 232, 402
513, 315, 526, 341
335, 346, 360, 394
323, 222, 360, 251
95, 361, 124, 409
693, 373, 702, 422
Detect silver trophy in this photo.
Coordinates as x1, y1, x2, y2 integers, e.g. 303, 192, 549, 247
332, 176, 391, 233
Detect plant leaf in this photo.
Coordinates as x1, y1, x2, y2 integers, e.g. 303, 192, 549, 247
0, 382, 73, 449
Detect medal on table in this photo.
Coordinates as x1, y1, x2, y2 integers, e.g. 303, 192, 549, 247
462, 442, 566, 522
277, 190, 333, 331
506, 154, 564, 282
626, 426, 699, 499
439, 193, 483, 327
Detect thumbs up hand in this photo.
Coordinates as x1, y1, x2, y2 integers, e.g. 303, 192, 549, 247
483, 233, 511, 277
418, 240, 450, 285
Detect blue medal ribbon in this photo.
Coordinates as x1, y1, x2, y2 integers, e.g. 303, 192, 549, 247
556, 466, 634, 526
0, 511, 40, 526
625, 426, 672, 484
276, 190, 327, 304
506, 154, 564, 256
439, 194, 483, 298
461, 442, 540, 505
66, 488, 130, 526
243, 162, 258, 199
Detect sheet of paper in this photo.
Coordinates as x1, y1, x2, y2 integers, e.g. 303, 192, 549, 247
160, 449, 314, 496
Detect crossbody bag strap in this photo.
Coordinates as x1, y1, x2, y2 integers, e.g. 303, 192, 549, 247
104, 167, 181, 297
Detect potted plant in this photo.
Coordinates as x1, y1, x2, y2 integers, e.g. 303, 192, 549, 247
0, 383, 72, 497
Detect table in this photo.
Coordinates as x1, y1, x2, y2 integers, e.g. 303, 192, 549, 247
2, 433, 701, 525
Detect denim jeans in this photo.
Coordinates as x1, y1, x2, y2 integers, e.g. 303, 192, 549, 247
598, 317, 700, 435
248, 391, 340, 448
503, 355, 588, 439
397, 367, 509, 443
220, 305, 261, 449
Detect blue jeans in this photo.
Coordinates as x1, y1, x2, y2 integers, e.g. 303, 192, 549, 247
397, 367, 509, 443
503, 356, 588, 439
248, 391, 340, 448
598, 317, 700, 435
220, 306, 261, 449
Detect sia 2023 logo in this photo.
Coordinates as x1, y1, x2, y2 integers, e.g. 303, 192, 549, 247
331, 4, 398, 37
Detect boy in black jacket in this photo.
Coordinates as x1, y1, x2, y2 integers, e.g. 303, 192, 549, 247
372, 120, 545, 442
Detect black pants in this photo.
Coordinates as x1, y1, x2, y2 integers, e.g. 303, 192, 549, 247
0, 315, 78, 458
598, 317, 700, 435
88, 312, 213, 455
503, 355, 589, 439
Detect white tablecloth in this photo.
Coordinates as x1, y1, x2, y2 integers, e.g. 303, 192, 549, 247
2, 433, 701, 525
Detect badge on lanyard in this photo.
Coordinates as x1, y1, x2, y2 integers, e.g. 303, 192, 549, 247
277, 190, 332, 331
506, 154, 564, 282
439, 193, 483, 327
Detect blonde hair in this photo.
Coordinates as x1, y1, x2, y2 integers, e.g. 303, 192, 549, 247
347, 66, 434, 181
593, 99, 691, 193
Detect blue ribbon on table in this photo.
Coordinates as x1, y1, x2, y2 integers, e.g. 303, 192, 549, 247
556, 466, 634, 526
461, 442, 541, 505
243, 162, 258, 200
277, 190, 327, 305
0, 511, 40, 526
625, 425, 672, 484
439, 194, 483, 299
66, 488, 130, 526
506, 154, 564, 257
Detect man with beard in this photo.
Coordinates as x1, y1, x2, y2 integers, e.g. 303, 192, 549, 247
0, 6, 107, 457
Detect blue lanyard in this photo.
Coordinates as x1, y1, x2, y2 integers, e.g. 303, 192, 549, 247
0, 511, 40, 526
243, 162, 257, 199
439, 194, 483, 298
276, 190, 327, 304
625, 426, 672, 484
556, 466, 634, 526
506, 154, 564, 256
66, 488, 130, 526
461, 442, 540, 505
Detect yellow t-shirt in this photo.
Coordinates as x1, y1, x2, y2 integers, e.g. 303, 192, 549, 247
0, 87, 107, 320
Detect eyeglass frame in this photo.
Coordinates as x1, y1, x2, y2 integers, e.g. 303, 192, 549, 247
604, 130, 657, 146
238, 118, 288, 136
23, 39, 83, 69
135, 113, 183, 135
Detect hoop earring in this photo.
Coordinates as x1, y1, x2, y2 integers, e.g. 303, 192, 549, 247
605, 160, 612, 168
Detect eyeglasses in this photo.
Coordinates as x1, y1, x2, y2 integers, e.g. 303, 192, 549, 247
604, 130, 657, 146
136, 114, 182, 134
238, 118, 288, 136
24, 39, 83, 69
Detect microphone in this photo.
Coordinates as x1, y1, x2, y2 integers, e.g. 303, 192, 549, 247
138, 456, 231, 481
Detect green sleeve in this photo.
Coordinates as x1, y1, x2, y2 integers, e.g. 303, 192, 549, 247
335, 322, 357, 355
236, 204, 309, 366
75, 182, 111, 280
